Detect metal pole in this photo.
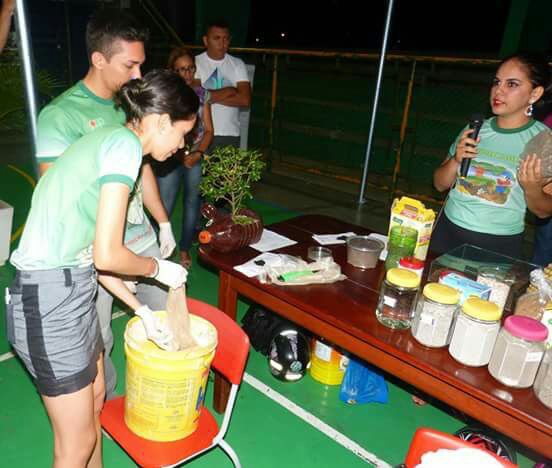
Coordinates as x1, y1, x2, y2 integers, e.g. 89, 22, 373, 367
14, 0, 39, 176
358, 0, 395, 204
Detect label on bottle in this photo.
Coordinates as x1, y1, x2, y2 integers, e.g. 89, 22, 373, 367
420, 313, 434, 326
526, 351, 544, 362
314, 340, 332, 361
383, 295, 397, 308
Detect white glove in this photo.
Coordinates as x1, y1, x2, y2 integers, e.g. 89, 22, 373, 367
152, 258, 188, 289
135, 305, 173, 350
159, 222, 176, 259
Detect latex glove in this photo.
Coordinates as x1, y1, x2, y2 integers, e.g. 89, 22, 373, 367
123, 280, 137, 294
135, 305, 173, 350
159, 222, 176, 259
152, 258, 188, 289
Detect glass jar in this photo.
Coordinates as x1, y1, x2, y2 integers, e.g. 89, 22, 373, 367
411, 283, 460, 348
488, 315, 548, 388
534, 348, 552, 409
376, 268, 420, 329
384, 226, 417, 271
448, 297, 501, 367
476, 266, 513, 314
398, 256, 425, 279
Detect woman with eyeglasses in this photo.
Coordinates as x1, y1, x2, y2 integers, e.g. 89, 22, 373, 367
154, 47, 234, 268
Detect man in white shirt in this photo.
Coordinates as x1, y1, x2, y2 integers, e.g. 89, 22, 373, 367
194, 20, 251, 149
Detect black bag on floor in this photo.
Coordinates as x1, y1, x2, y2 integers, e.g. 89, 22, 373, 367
241, 304, 291, 355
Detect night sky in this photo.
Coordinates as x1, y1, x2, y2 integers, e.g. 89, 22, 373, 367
247, 0, 512, 55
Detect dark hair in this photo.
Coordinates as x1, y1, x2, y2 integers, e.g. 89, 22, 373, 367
167, 46, 194, 70
86, 10, 149, 60
114, 69, 199, 125
205, 19, 230, 36
499, 52, 552, 113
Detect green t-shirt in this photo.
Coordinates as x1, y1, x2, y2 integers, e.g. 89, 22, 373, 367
12, 127, 142, 269
36, 81, 156, 254
445, 117, 547, 235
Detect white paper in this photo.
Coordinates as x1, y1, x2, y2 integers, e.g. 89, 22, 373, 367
312, 232, 356, 245
249, 229, 297, 252
233, 253, 285, 277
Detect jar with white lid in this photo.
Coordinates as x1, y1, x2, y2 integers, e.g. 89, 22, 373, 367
411, 283, 460, 348
448, 297, 501, 367
376, 268, 420, 329
534, 348, 552, 408
488, 315, 548, 388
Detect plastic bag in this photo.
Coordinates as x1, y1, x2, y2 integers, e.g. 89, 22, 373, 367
166, 286, 196, 351
259, 255, 346, 286
339, 358, 388, 404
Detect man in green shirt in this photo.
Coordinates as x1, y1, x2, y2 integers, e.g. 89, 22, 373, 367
36, 10, 175, 399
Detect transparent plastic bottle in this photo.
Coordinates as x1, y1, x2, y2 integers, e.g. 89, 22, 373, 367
411, 283, 460, 348
376, 268, 420, 329
488, 315, 548, 388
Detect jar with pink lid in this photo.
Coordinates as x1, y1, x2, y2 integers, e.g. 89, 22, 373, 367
488, 316, 549, 388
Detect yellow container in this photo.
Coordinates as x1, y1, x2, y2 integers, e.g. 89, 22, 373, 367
309, 339, 349, 385
124, 311, 217, 442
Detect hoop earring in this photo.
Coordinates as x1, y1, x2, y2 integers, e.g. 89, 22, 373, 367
525, 103, 534, 117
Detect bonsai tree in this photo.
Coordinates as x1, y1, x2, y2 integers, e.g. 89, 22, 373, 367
199, 145, 265, 224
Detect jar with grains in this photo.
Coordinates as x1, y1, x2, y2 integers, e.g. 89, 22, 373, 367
534, 348, 552, 409
477, 266, 513, 314
376, 268, 420, 330
488, 315, 548, 388
448, 297, 501, 367
411, 283, 460, 348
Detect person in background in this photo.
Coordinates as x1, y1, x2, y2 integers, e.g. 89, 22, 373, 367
35, 10, 176, 400
431, 53, 552, 258
194, 19, 251, 150
7, 70, 198, 468
530, 103, 552, 267
0, 0, 14, 53
154, 47, 217, 269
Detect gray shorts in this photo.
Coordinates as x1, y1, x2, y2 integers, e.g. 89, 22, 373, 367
5, 266, 103, 397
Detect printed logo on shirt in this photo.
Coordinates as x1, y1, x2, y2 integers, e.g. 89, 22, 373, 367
204, 69, 226, 90
456, 161, 515, 205
88, 118, 105, 130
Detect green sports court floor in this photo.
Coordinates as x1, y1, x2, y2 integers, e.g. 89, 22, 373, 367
0, 155, 545, 467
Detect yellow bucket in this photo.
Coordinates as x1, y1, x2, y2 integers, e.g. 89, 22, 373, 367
309, 339, 349, 385
124, 311, 217, 442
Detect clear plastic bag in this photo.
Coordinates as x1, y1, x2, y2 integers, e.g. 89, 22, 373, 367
339, 358, 388, 404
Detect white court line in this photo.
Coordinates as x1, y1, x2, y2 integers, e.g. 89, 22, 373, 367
0, 310, 392, 467
243, 372, 392, 468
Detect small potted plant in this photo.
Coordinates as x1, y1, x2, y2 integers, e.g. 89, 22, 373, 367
198, 145, 266, 252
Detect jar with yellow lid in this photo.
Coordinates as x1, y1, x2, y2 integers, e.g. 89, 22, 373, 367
448, 297, 501, 366
376, 268, 420, 329
411, 283, 460, 348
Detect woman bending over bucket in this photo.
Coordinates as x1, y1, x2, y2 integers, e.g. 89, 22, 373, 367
6, 69, 199, 468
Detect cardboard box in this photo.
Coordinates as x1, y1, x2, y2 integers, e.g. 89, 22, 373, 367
388, 197, 435, 261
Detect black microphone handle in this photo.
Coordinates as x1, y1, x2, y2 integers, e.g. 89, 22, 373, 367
460, 157, 471, 178
459, 119, 483, 178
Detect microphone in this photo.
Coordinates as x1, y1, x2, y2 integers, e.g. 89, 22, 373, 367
460, 113, 485, 178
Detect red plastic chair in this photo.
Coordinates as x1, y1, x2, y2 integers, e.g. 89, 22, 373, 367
100, 298, 250, 467
404, 427, 517, 468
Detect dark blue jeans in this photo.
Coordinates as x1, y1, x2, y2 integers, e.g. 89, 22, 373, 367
156, 159, 202, 252
532, 217, 552, 266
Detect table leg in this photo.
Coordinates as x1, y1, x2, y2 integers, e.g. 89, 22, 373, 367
214, 272, 238, 413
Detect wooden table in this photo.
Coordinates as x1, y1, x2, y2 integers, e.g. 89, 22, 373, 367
198, 214, 552, 459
